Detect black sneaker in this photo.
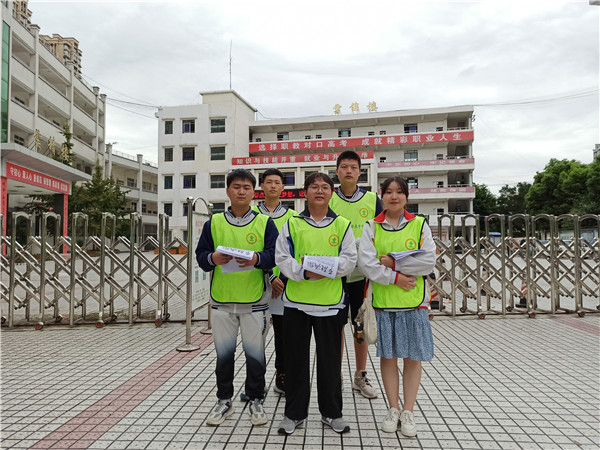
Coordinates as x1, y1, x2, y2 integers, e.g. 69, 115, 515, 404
240, 392, 250, 402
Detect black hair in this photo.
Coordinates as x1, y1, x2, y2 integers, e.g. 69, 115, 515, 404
336, 150, 361, 169
304, 172, 334, 192
226, 169, 256, 188
380, 176, 409, 199
260, 168, 284, 184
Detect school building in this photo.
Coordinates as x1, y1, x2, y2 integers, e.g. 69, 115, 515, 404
156, 91, 475, 241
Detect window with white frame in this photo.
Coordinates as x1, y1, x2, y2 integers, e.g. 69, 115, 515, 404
210, 175, 225, 188
277, 132, 289, 141
164, 175, 173, 189
164, 147, 173, 162
212, 202, 225, 213
182, 147, 195, 161
407, 178, 418, 189
164, 203, 172, 216
164, 120, 173, 135
338, 128, 351, 138
182, 119, 195, 133
211, 118, 226, 133
127, 178, 137, 188
404, 124, 418, 133
404, 150, 418, 162
183, 175, 196, 189
210, 146, 226, 161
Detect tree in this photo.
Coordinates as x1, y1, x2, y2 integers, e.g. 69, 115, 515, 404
526, 158, 589, 215
69, 161, 131, 236
48, 122, 75, 166
578, 155, 600, 215
497, 182, 531, 215
473, 183, 498, 231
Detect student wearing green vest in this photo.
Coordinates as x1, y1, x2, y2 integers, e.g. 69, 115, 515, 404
195, 169, 278, 427
329, 150, 383, 399
275, 173, 357, 435
357, 176, 436, 437
252, 168, 297, 396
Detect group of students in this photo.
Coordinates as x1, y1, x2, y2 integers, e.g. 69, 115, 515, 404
195, 150, 436, 437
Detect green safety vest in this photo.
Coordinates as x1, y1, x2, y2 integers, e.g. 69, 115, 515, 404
252, 205, 297, 277
371, 216, 427, 309
285, 215, 351, 306
329, 190, 378, 239
210, 213, 268, 303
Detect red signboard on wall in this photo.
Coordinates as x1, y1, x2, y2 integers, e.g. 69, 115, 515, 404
254, 189, 305, 200
249, 131, 474, 154
5, 163, 70, 194
234, 151, 374, 166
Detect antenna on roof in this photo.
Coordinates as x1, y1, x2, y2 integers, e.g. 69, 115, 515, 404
229, 40, 232, 90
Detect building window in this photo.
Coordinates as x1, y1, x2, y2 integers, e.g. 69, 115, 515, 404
304, 135, 311, 140
282, 172, 295, 185
142, 181, 152, 191
436, 181, 444, 188
315, 134, 322, 139
379, 157, 387, 163
183, 175, 196, 189
304, 171, 318, 182
406, 204, 418, 214
182, 119, 195, 133
437, 208, 445, 215
437, 153, 444, 160
14, 135, 25, 146
183, 203, 188, 216
183, 230, 188, 242
164, 203, 172, 216
211, 118, 226, 133
379, 130, 387, 135
211, 146, 226, 161
436, 126, 443, 132
282, 201, 295, 210
255, 138, 262, 142
277, 132, 289, 141
368, 131, 375, 136
407, 178, 418, 189
131, 202, 137, 211
164, 175, 173, 189
338, 128, 351, 138
142, 203, 147, 213
117, 179, 124, 186
358, 169, 368, 183
404, 124, 418, 133
164, 120, 173, 135
404, 150, 418, 162
164, 147, 173, 162
182, 147, 195, 161
212, 202, 225, 213
211, 175, 225, 188
127, 177, 137, 188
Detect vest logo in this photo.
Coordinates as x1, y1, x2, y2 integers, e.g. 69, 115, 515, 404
405, 238, 417, 250
359, 208, 369, 218
246, 233, 258, 245
329, 234, 340, 246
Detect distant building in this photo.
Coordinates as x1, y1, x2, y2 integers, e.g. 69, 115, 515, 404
39, 33, 83, 79
594, 144, 600, 159
156, 91, 475, 241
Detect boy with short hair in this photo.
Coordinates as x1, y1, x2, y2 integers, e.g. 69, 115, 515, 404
329, 150, 383, 399
253, 168, 297, 395
195, 169, 277, 427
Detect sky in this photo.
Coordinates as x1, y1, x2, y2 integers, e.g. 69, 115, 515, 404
27, 0, 599, 194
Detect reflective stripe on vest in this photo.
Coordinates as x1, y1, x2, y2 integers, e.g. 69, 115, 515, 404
372, 216, 427, 309
210, 213, 268, 303
329, 191, 377, 239
285, 215, 351, 306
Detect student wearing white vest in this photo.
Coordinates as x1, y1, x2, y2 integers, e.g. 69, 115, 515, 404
329, 150, 383, 399
275, 173, 357, 435
195, 169, 278, 427
252, 168, 297, 397
357, 176, 436, 437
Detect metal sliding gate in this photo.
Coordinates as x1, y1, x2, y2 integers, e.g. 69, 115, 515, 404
1, 211, 598, 328
429, 214, 600, 319
1, 200, 212, 329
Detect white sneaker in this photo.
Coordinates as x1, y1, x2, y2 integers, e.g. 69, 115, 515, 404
248, 398, 268, 426
381, 407, 400, 433
206, 399, 234, 426
352, 371, 378, 399
399, 409, 417, 437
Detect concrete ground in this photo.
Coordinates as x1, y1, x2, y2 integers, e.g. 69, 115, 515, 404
1, 313, 599, 449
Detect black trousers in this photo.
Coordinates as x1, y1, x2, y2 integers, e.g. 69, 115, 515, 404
272, 314, 284, 373
283, 307, 344, 420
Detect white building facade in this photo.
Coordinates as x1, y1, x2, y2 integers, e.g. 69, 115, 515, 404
157, 91, 475, 241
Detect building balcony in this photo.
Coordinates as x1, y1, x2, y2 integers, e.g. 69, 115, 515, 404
408, 186, 475, 200
38, 78, 70, 113
11, 57, 35, 91
10, 99, 35, 132
378, 157, 474, 173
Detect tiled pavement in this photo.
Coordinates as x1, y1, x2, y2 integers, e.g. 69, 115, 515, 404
1, 314, 599, 449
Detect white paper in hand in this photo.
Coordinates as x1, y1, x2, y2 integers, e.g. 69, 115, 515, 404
302, 255, 339, 279
217, 246, 255, 273
388, 249, 425, 261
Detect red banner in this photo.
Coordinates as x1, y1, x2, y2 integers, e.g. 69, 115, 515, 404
254, 189, 305, 200
6, 163, 70, 194
234, 151, 374, 166
249, 131, 473, 154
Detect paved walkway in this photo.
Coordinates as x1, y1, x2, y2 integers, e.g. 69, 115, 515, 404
1, 314, 599, 449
